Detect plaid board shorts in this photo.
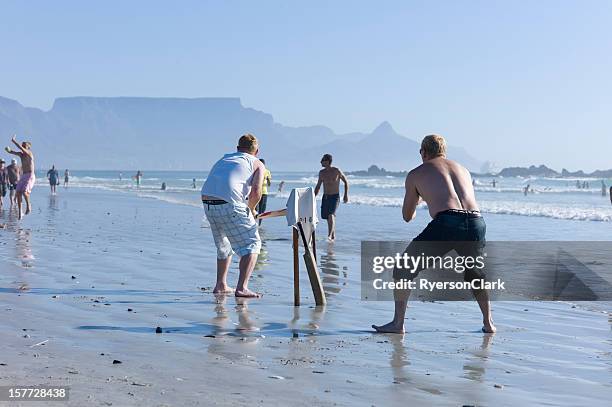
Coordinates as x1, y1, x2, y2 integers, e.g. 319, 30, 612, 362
204, 202, 261, 259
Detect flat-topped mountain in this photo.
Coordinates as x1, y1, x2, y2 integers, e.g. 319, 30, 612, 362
0, 96, 481, 171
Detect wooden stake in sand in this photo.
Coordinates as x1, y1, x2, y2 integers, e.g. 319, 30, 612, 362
292, 228, 300, 306
256, 202, 326, 306
297, 222, 326, 306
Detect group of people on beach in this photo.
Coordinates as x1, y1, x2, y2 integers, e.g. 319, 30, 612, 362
5, 127, 609, 335
1, 135, 73, 218
200, 133, 496, 334
1, 135, 35, 219
200, 134, 351, 298
6, 130, 608, 335
0, 157, 19, 211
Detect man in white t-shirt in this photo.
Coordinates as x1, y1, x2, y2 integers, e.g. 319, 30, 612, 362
201, 134, 265, 298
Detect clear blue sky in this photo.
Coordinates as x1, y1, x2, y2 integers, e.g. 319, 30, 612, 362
1, 0, 611, 171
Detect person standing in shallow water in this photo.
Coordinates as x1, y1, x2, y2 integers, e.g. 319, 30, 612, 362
372, 134, 495, 334
314, 153, 349, 241
134, 170, 142, 187
64, 169, 70, 187
5, 135, 35, 220
47, 165, 59, 195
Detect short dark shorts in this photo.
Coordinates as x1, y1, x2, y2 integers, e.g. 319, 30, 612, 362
393, 210, 487, 282
321, 194, 340, 219
257, 194, 268, 214
8, 183, 17, 191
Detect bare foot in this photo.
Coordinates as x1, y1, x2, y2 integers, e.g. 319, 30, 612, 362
213, 284, 235, 294
25, 207, 31, 215
235, 288, 262, 298
372, 321, 405, 334
482, 322, 497, 334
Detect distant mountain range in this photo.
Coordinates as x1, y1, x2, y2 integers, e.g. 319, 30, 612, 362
348, 164, 612, 179
492, 165, 612, 178
0, 96, 481, 171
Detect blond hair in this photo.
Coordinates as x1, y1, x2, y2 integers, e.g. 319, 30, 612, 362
238, 133, 258, 153
421, 134, 446, 158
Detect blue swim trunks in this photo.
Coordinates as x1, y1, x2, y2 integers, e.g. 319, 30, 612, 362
321, 194, 340, 219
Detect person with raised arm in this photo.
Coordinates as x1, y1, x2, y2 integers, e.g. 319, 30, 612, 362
5, 135, 35, 219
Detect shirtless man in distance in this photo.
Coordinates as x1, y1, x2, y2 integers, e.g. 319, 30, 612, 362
314, 154, 349, 241
372, 134, 495, 334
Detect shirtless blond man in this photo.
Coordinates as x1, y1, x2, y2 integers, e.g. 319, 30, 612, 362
5, 135, 35, 220
372, 135, 495, 334
314, 154, 349, 241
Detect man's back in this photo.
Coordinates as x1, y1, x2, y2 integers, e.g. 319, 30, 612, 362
319, 166, 342, 195
411, 157, 479, 218
202, 152, 259, 205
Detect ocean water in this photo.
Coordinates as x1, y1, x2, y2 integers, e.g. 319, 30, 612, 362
32, 169, 612, 241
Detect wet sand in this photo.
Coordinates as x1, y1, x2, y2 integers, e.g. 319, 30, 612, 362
0, 188, 610, 406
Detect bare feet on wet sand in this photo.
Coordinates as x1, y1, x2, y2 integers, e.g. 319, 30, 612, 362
213, 284, 235, 294
235, 288, 262, 298
482, 320, 497, 333
372, 321, 405, 334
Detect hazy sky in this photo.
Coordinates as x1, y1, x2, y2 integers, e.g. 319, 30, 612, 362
2, 0, 611, 171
